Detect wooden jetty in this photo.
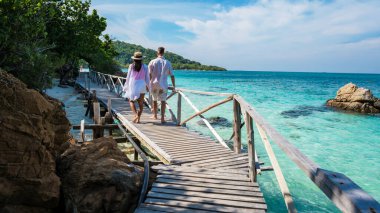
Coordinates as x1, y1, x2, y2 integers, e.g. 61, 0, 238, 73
76, 71, 380, 213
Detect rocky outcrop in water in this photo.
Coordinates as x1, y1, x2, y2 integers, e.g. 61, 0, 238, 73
326, 83, 380, 113
0, 70, 71, 212
197, 116, 232, 127
58, 137, 143, 213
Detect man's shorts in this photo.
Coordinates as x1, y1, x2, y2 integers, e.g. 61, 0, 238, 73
151, 89, 167, 102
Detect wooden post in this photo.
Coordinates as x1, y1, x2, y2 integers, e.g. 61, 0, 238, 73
177, 93, 182, 125
245, 112, 257, 182
80, 119, 85, 142
92, 100, 102, 139
233, 99, 241, 153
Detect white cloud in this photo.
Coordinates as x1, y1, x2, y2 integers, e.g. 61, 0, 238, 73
92, 0, 380, 73
174, 0, 380, 72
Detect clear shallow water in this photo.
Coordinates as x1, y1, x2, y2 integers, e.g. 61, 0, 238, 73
166, 71, 380, 212
46, 82, 94, 140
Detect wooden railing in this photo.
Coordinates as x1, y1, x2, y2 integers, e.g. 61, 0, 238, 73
87, 71, 380, 213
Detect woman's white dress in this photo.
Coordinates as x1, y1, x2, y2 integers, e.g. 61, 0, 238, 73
122, 64, 149, 101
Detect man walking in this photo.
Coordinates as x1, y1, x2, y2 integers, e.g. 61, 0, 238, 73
148, 47, 175, 123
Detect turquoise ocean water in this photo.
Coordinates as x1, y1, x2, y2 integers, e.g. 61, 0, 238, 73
166, 70, 380, 212
49, 70, 380, 212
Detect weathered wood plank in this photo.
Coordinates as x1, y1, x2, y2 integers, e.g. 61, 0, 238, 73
156, 174, 253, 186
147, 192, 267, 209
169, 149, 231, 159
144, 198, 266, 213
156, 170, 248, 181
152, 165, 248, 176
155, 178, 260, 191
152, 183, 263, 197
185, 153, 248, 166
195, 160, 248, 169
174, 152, 238, 162
150, 187, 265, 203
139, 204, 213, 213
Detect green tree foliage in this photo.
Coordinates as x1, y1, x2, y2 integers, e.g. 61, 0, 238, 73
0, 0, 119, 90
113, 41, 226, 71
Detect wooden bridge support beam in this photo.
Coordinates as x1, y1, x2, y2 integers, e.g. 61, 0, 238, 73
233, 99, 242, 154
177, 93, 182, 125
245, 112, 257, 182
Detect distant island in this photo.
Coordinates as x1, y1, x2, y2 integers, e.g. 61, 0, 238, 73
113, 41, 226, 71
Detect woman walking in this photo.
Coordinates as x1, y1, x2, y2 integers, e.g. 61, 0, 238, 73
123, 52, 149, 123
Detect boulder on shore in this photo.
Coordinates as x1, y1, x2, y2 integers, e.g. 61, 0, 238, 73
0, 70, 71, 212
326, 83, 380, 113
58, 137, 143, 213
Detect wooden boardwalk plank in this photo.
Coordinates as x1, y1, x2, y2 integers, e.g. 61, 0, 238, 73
155, 178, 261, 192
156, 174, 254, 186
150, 187, 265, 203
144, 198, 266, 213
140, 204, 214, 213
152, 183, 264, 197
152, 165, 248, 176
146, 192, 267, 209
156, 170, 249, 181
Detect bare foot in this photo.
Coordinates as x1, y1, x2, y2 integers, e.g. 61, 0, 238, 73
132, 115, 138, 123
150, 115, 158, 120
136, 115, 141, 123
161, 119, 166, 124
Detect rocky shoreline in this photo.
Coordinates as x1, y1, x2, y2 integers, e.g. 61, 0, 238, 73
0, 70, 142, 212
326, 83, 380, 114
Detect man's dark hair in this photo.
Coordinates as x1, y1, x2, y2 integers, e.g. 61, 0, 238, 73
158, 47, 165, 55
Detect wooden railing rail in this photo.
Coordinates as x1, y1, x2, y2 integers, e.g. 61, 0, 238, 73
86, 71, 380, 213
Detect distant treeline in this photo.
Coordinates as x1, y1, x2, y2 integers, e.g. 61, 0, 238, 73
113, 41, 226, 71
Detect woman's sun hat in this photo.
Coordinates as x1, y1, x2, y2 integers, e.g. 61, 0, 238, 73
131, 51, 145, 60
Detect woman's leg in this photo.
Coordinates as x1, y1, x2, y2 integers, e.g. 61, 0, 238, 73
137, 93, 145, 123
129, 101, 138, 123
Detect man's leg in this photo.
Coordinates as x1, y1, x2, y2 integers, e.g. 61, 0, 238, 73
160, 101, 166, 123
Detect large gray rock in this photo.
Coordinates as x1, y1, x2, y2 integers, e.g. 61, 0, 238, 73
58, 137, 143, 213
327, 83, 380, 113
0, 70, 71, 212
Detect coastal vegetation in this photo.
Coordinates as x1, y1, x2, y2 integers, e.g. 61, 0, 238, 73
0, 0, 119, 90
112, 41, 227, 71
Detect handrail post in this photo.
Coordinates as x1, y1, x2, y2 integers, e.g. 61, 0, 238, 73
245, 112, 257, 182
233, 99, 242, 153
177, 92, 182, 125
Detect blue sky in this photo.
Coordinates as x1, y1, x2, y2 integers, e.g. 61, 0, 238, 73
92, 0, 380, 73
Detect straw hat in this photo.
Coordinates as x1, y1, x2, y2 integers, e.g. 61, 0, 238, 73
131, 51, 145, 60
